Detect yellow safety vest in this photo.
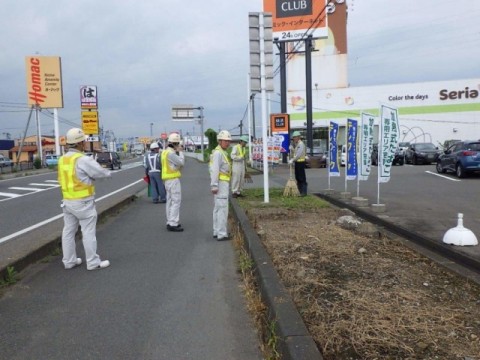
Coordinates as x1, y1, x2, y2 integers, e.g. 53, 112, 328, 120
235, 144, 245, 159
161, 148, 181, 180
295, 140, 306, 162
210, 145, 231, 182
58, 153, 94, 200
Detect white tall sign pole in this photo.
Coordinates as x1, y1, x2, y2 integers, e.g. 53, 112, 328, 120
260, 13, 269, 203
54, 108, 60, 155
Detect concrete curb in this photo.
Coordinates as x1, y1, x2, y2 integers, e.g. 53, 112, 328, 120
230, 199, 323, 360
0, 193, 138, 281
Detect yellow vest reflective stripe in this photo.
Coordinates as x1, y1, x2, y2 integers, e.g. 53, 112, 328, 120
161, 148, 181, 180
295, 141, 306, 162
58, 153, 94, 200
210, 145, 231, 181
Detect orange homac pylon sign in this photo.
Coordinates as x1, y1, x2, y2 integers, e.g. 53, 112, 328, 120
25, 56, 64, 108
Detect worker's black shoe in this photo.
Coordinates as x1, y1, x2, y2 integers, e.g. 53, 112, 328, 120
217, 234, 231, 241
167, 224, 184, 232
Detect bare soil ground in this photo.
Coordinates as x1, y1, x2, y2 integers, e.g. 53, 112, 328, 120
238, 190, 480, 360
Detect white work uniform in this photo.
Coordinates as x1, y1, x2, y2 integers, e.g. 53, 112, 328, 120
210, 147, 231, 239
60, 149, 111, 270
162, 147, 185, 227
230, 143, 246, 195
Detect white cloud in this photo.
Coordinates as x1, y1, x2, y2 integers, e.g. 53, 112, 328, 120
1, 0, 479, 140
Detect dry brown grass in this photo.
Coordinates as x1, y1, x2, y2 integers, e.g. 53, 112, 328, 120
238, 198, 480, 360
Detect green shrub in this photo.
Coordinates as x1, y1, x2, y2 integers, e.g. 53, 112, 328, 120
33, 157, 42, 169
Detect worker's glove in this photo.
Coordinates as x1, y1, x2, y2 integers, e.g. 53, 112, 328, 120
288, 159, 293, 165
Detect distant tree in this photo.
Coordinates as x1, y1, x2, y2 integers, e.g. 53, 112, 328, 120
204, 128, 218, 162
205, 128, 218, 151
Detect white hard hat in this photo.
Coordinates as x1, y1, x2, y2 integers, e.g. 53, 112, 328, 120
66, 128, 86, 144
168, 133, 181, 143
217, 130, 232, 141
150, 142, 159, 150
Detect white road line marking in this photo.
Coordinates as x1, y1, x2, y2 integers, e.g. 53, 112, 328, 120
0, 179, 144, 245
0, 192, 22, 198
425, 171, 461, 181
45, 180, 59, 183
29, 183, 60, 187
9, 187, 43, 191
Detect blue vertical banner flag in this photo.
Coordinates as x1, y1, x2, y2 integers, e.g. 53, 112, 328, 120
346, 119, 358, 180
379, 105, 400, 183
359, 113, 375, 181
329, 122, 340, 177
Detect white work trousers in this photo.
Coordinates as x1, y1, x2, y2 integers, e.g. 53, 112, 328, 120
165, 178, 181, 226
231, 161, 245, 194
213, 180, 230, 238
61, 199, 101, 270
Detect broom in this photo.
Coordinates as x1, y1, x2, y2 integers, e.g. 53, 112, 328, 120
283, 157, 300, 197
244, 162, 253, 183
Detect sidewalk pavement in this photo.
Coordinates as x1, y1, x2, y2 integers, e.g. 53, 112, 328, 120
0, 159, 264, 360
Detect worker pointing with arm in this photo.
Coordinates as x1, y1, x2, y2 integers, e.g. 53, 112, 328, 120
58, 128, 111, 271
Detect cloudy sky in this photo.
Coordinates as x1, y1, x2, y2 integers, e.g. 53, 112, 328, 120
1, 0, 479, 141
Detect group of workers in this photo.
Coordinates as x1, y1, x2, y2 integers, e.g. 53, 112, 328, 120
57, 127, 306, 271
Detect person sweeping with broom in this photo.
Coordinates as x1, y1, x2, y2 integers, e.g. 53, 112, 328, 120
288, 131, 308, 197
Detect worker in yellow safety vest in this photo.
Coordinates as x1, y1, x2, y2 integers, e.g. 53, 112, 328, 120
289, 131, 308, 196
161, 133, 185, 232
210, 130, 232, 241
230, 135, 248, 198
58, 128, 112, 270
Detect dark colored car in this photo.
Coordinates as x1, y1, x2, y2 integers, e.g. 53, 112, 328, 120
95, 151, 122, 170
371, 144, 404, 166
405, 143, 440, 165
305, 147, 327, 168
436, 140, 480, 178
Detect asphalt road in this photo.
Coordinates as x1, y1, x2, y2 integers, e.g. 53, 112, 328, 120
0, 158, 262, 360
0, 159, 144, 239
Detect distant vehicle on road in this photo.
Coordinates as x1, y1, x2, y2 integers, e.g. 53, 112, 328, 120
0, 154, 13, 167
405, 143, 440, 165
436, 140, 480, 178
95, 151, 122, 170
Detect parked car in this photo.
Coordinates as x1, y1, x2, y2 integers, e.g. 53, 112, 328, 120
405, 143, 440, 165
95, 151, 122, 170
340, 145, 346, 166
371, 144, 404, 166
436, 140, 480, 178
0, 154, 13, 167
397, 141, 411, 153
44, 154, 59, 167
305, 147, 327, 168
